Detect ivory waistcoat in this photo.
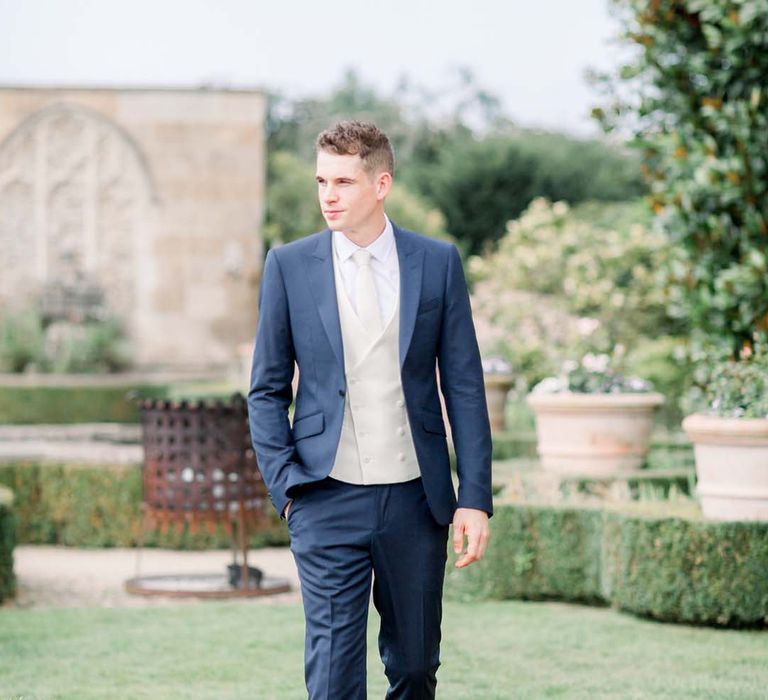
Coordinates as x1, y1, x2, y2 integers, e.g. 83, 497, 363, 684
328, 243, 421, 484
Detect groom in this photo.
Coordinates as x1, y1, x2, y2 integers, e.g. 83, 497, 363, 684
247, 120, 492, 699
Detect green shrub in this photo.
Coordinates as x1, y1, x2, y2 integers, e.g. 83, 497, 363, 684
603, 512, 768, 626
0, 310, 46, 372
0, 384, 170, 424
0, 310, 131, 374
595, 0, 768, 356
446, 504, 605, 604
0, 462, 288, 550
468, 198, 692, 419
445, 503, 768, 627
0, 485, 16, 603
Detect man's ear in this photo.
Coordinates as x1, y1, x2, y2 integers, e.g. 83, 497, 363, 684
376, 171, 393, 201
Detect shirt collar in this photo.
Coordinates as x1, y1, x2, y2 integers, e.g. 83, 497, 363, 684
333, 216, 395, 264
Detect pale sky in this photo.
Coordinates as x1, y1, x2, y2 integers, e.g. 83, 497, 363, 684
0, 0, 628, 137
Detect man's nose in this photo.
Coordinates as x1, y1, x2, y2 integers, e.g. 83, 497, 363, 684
324, 185, 338, 203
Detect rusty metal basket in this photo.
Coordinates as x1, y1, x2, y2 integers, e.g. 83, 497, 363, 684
126, 392, 289, 597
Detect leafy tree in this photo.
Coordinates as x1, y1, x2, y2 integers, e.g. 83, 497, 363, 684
264, 151, 325, 246
268, 69, 647, 254
592, 0, 768, 358
410, 133, 647, 255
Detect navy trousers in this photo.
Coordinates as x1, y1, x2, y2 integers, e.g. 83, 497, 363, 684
287, 476, 450, 700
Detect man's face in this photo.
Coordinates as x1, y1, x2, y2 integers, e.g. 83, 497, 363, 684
315, 150, 388, 233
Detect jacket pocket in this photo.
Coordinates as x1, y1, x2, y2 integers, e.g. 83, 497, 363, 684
292, 410, 325, 441
421, 411, 446, 436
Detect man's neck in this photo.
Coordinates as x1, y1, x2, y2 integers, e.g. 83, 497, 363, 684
341, 212, 387, 248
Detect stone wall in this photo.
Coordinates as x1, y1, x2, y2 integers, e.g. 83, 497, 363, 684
0, 86, 266, 370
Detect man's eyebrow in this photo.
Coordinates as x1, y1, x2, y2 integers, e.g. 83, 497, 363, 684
315, 175, 356, 182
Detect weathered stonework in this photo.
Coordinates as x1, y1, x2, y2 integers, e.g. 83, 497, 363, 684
0, 86, 266, 370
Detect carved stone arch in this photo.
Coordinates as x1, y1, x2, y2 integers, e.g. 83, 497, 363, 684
0, 102, 157, 334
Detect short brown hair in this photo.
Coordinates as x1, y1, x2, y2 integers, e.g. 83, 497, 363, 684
315, 120, 395, 177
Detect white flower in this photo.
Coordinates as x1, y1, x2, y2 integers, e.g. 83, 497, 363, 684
576, 317, 601, 337
627, 377, 650, 391
581, 353, 610, 372
532, 376, 567, 393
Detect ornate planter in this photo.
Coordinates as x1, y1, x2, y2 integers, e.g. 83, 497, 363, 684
484, 373, 514, 433
682, 413, 768, 521
526, 392, 665, 476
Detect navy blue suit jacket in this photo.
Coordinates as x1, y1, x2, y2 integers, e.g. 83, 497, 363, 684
247, 223, 493, 526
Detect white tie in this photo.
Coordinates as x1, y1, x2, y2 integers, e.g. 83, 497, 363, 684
352, 248, 382, 336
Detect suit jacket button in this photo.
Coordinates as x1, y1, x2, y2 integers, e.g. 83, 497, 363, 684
339, 389, 346, 397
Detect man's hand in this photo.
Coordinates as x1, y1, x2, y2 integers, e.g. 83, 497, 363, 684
452, 507, 489, 568
283, 499, 293, 520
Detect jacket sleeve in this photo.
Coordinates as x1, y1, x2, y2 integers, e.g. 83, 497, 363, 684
437, 244, 494, 517
247, 248, 299, 519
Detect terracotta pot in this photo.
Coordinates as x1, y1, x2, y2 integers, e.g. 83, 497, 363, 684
682, 413, 768, 521
526, 391, 665, 476
484, 373, 514, 433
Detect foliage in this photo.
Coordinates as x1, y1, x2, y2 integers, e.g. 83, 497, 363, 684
0, 461, 289, 549
0, 308, 131, 374
469, 198, 690, 404
445, 502, 768, 627
410, 133, 647, 254
268, 69, 647, 254
0, 384, 169, 424
263, 150, 325, 246
383, 183, 453, 242
0, 309, 45, 372
593, 0, 768, 358
702, 331, 768, 418
268, 67, 506, 166
0, 485, 15, 604
532, 350, 654, 394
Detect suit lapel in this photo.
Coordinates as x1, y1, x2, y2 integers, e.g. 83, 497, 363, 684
393, 224, 424, 369
304, 223, 424, 373
306, 230, 345, 370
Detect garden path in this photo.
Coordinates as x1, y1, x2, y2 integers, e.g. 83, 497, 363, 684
3, 545, 301, 609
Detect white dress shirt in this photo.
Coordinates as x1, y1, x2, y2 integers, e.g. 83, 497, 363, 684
332, 216, 399, 326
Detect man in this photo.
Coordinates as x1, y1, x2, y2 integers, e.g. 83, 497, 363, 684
248, 120, 492, 700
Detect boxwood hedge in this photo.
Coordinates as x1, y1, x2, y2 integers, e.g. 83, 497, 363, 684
445, 503, 768, 628
0, 461, 288, 550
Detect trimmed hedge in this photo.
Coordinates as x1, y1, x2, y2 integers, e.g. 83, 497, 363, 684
0, 385, 170, 424
0, 485, 15, 603
0, 461, 289, 550
445, 503, 768, 628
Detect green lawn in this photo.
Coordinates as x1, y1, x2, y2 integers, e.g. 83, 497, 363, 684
1, 600, 766, 699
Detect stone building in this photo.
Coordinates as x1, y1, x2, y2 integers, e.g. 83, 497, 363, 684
0, 85, 266, 371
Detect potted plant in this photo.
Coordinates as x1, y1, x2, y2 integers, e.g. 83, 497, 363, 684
526, 349, 664, 476
481, 356, 514, 433
682, 336, 768, 521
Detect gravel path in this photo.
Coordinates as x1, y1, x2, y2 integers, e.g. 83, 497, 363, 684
3, 545, 301, 610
